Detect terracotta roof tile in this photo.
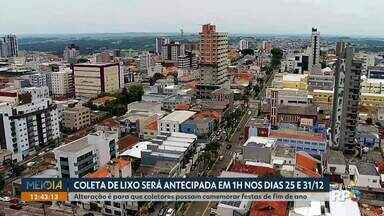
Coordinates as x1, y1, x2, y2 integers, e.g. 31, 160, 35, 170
87, 159, 131, 178
295, 152, 320, 177
118, 135, 139, 152
230, 162, 276, 176
175, 103, 191, 110
146, 120, 158, 131
250, 201, 288, 216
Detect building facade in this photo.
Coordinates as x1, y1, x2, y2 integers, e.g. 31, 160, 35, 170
198, 24, 230, 96
0, 92, 60, 162
63, 104, 91, 131
53, 130, 118, 178
0, 34, 18, 58
73, 63, 121, 98
308, 28, 320, 71
331, 43, 363, 153
63, 44, 80, 63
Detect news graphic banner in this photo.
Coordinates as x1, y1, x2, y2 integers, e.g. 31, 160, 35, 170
21, 177, 330, 202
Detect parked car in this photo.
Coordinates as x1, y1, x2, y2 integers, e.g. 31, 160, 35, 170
9, 204, 22, 210
0, 196, 11, 202
158, 207, 166, 216
226, 144, 232, 149
165, 208, 175, 216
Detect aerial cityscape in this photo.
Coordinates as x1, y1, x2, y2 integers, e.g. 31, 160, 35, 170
1, 1, 384, 216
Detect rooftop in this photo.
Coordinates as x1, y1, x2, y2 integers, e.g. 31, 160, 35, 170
295, 152, 321, 177
272, 146, 296, 159
230, 162, 276, 176
355, 162, 379, 176
277, 104, 318, 116
283, 73, 307, 82
244, 136, 276, 148
54, 136, 92, 154
270, 130, 326, 143
92, 96, 117, 105
250, 201, 288, 216
74, 62, 119, 67
160, 110, 196, 123
120, 141, 151, 159
118, 135, 139, 153
87, 159, 131, 178
327, 150, 346, 165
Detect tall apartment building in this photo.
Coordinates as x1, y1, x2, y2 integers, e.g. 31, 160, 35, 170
139, 51, 153, 77
262, 41, 273, 53
53, 130, 118, 178
368, 66, 384, 79
308, 28, 320, 71
331, 42, 363, 154
177, 51, 198, 69
63, 44, 80, 63
96, 52, 112, 63
49, 68, 74, 98
198, 24, 229, 98
239, 39, 249, 50
0, 87, 60, 162
63, 104, 91, 131
73, 63, 120, 98
155, 37, 170, 54
161, 41, 185, 62
0, 34, 18, 58
30, 73, 48, 88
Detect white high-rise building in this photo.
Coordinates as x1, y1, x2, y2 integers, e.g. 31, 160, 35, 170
155, 37, 170, 54
30, 73, 48, 88
309, 27, 320, 71
63, 44, 80, 62
53, 130, 118, 178
0, 34, 18, 58
239, 39, 249, 50
139, 52, 153, 77
0, 87, 60, 162
49, 68, 74, 98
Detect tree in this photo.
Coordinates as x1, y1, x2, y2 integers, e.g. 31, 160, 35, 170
149, 73, 165, 86
127, 84, 144, 103
270, 48, 283, 69
240, 49, 254, 56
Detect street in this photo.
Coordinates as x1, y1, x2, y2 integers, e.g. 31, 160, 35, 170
183, 68, 276, 216
184, 108, 253, 216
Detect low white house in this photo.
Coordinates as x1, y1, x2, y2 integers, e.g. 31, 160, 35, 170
159, 110, 195, 133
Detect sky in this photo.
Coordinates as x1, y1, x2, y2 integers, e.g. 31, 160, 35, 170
1, 0, 383, 36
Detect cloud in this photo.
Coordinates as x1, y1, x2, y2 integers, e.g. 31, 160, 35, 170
1, 0, 383, 36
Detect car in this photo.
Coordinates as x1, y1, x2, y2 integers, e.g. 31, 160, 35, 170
9, 204, 22, 210
219, 155, 224, 160
158, 207, 166, 216
165, 208, 175, 216
0, 196, 11, 202
226, 144, 232, 149
10, 198, 19, 204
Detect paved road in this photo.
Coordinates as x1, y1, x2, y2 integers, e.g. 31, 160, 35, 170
184, 109, 253, 216
183, 69, 274, 216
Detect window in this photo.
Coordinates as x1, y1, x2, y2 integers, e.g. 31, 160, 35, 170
113, 202, 120, 208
